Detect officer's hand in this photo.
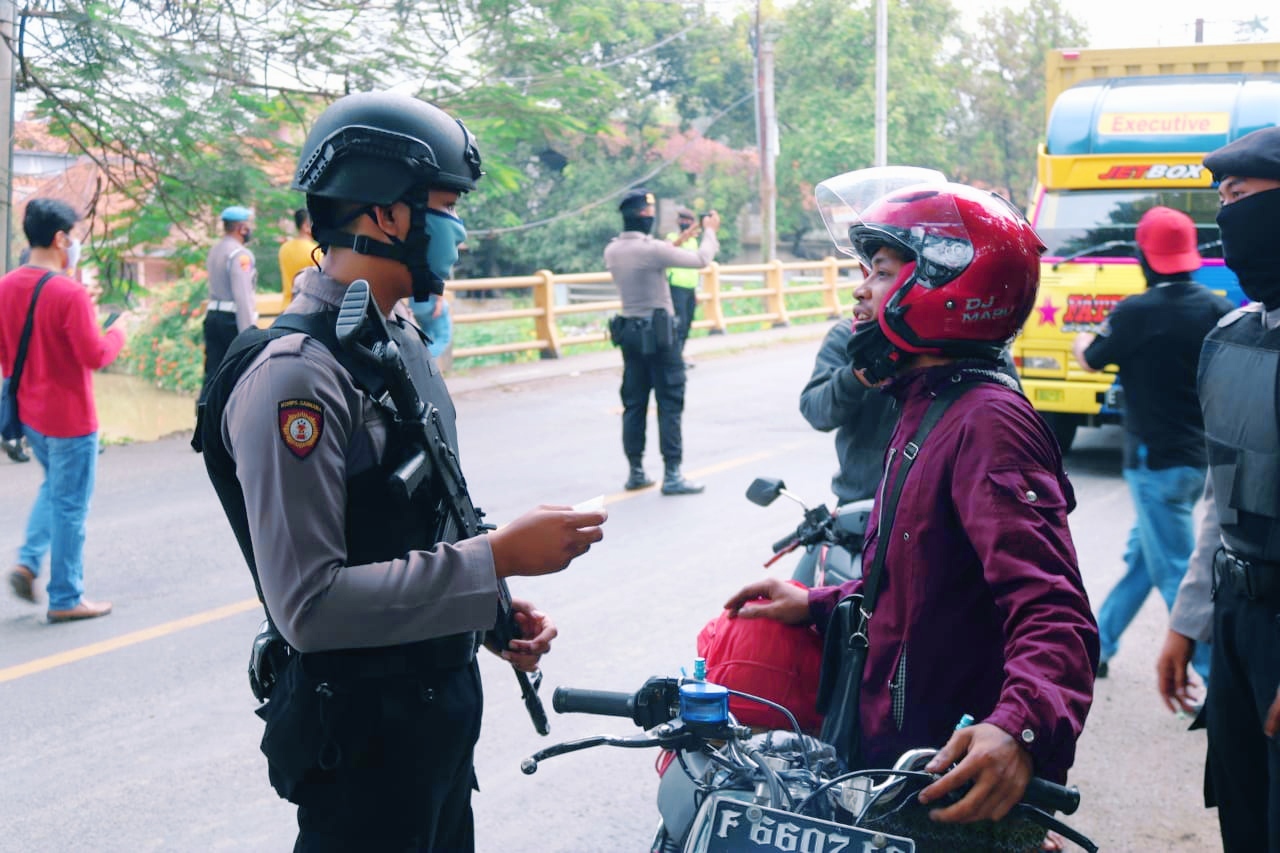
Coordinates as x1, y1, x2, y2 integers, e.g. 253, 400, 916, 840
1156, 629, 1201, 715
500, 598, 557, 672
489, 505, 608, 578
1265, 684, 1280, 738
723, 577, 811, 625
704, 210, 722, 231
919, 723, 1032, 823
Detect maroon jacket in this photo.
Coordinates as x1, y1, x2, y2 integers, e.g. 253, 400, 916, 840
809, 363, 1099, 783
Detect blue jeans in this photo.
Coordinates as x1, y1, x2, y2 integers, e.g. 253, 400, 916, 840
17, 427, 99, 611
1096, 453, 1210, 682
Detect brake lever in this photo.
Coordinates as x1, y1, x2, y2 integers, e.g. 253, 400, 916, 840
763, 540, 800, 567
521, 721, 699, 774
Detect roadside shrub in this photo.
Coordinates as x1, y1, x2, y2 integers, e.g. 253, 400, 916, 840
118, 275, 206, 394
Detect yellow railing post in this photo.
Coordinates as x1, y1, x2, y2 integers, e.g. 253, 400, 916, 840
533, 269, 561, 359
703, 262, 726, 334
767, 260, 789, 327
823, 256, 842, 319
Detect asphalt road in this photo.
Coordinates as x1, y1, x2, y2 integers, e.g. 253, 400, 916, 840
0, 333, 1220, 852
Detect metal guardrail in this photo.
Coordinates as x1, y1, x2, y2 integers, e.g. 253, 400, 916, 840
256, 256, 863, 360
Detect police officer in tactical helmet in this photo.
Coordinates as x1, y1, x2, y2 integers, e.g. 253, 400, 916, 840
220, 91, 608, 851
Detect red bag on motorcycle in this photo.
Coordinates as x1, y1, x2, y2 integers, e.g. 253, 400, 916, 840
696, 582, 825, 734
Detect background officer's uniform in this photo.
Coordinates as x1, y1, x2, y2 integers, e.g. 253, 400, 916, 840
605, 192, 717, 491
204, 229, 258, 384
224, 267, 498, 849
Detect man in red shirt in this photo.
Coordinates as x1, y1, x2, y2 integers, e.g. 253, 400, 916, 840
1, 198, 124, 622
724, 174, 1097, 849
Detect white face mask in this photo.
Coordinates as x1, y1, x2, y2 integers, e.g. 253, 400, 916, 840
64, 238, 81, 273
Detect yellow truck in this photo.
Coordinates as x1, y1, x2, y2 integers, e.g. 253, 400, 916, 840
1013, 44, 1279, 451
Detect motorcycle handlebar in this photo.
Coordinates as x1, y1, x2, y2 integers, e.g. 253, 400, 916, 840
552, 687, 635, 719
772, 531, 799, 553
1022, 777, 1080, 816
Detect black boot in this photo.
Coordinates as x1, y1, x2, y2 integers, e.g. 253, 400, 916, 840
624, 458, 653, 491
661, 461, 704, 495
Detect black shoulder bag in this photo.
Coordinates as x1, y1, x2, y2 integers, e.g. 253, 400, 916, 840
816, 375, 976, 763
2, 271, 56, 442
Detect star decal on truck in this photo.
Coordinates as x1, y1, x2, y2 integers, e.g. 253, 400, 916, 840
1037, 296, 1058, 326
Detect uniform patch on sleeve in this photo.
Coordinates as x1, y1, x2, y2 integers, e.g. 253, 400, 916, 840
238, 253, 253, 271
278, 399, 324, 459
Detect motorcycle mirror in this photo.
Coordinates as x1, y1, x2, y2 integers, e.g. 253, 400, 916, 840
746, 478, 785, 506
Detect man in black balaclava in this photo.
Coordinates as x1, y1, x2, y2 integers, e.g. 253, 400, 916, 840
1170, 125, 1280, 852
604, 187, 720, 495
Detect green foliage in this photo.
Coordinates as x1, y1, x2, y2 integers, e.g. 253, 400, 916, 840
18, 0, 1095, 290
948, 0, 1090, 206
118, 276, 207, 394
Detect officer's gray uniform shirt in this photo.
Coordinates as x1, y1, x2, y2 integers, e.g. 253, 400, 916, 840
207, 234, 259, 332
605, 229, 719, 317
223, 267, 497, 653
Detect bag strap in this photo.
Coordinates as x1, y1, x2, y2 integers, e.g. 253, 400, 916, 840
857, 375, 973, 619
9, 271, 56, 396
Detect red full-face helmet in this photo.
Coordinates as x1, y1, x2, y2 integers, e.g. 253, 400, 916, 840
847, 182, 1044, 359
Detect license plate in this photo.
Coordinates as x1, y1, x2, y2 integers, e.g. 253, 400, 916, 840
702, 799, 916, 853
1035, 388, 1065, 402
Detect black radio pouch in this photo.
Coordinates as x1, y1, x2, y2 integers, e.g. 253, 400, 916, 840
653, 308, 674, 351
608, 314, 626, 347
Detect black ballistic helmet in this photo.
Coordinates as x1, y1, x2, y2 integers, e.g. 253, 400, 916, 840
292, 91, 483, 205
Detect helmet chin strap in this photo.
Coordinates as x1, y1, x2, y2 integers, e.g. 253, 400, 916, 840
312, 204, 445, 299
846, 321, 905, 385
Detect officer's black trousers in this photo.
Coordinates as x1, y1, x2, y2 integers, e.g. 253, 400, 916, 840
620, 340, 685, 465
280, 661, 483, 852
669, 285, 696, 353
202, 311, 239, 386
1206, 571, 1280, 852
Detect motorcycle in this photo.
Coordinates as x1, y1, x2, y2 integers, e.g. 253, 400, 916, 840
523, 675, 1098, 853
746, 477, 872, 587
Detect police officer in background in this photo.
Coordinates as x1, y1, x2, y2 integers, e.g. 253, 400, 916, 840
606, 188, 719, 494
213, 92, 608, 851
203, 205, 258, 388
1168, 125, 1280, 851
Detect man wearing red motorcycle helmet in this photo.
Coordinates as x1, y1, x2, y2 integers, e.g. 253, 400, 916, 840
725, 173, 1099, 848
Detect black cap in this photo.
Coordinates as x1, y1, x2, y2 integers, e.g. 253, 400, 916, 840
1204, 126, 1280, 183
619, 187, 655, 213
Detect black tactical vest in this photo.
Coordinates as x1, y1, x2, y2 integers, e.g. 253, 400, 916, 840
1198, 306, 1280, 561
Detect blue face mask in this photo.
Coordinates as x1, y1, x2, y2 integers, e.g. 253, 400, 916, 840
424, 208, 467, 283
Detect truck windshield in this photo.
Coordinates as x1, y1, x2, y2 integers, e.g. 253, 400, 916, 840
1035, 188, 1222, 260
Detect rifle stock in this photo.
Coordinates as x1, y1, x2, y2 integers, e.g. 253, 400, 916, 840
336, 280, 550, 736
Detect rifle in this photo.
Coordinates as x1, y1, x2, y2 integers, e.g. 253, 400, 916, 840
335, 279, 550, 736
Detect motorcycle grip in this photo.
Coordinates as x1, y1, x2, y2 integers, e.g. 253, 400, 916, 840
771, 532, 798, 554
552, 687, 635, 719
1022, 777, 1080, 815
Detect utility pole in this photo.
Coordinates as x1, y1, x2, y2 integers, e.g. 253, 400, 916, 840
0, 0, 15, 270
754, 9, 778, 262
874, 0, 887, 167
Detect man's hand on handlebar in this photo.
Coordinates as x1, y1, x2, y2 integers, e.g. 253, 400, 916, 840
723, 577, 812, 624
918, 722, 1033, 823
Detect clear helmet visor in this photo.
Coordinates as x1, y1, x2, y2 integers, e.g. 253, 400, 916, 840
814, 166, 948, 261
